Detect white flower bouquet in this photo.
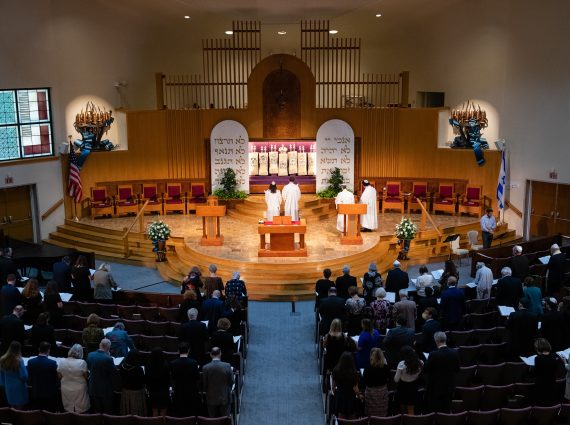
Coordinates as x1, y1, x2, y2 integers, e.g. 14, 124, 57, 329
147, 220, 172, 242
395, 217, 418, 240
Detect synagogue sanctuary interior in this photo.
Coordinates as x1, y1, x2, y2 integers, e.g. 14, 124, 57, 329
0, 0, 569, 424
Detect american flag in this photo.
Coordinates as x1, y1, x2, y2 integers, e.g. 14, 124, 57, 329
68, 143, 82, 203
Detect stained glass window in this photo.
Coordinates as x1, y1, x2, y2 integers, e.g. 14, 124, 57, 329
0, 88, 53, 161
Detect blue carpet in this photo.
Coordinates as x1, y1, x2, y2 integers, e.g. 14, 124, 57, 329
238, 301, 323, 425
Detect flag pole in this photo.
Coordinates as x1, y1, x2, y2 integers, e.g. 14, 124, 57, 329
69, 136, 80, 222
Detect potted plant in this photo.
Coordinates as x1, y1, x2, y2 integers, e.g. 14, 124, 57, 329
147, 220, 171, 262
212, 168, 248, 208
317, 167, 345, 199
395, 217, 418, 260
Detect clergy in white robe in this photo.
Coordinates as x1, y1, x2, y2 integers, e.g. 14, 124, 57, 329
359, 180, 378, 231
335, 185, 355, 232
264, 182, 282, 221
282, 176, 302, 220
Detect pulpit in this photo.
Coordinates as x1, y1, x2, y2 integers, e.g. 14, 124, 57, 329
258, 218, 307, 257
338, 204, 368, 245
196, 205, 226, 246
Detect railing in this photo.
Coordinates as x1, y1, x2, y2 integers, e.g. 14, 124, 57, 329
505, 200, 523, 218
122, 200, 150, 258
415, 198, 442, 236
41, 198, 64, 221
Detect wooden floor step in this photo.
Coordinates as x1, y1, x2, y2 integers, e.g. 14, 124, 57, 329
49, 232, 154, 257
44, 239, 153, 262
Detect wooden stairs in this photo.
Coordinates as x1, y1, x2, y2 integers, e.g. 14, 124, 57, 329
44, 217, 521, 301
227, 195, 336, 222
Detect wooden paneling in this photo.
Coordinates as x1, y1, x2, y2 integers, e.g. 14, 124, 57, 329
262, 69, 301, 138
72, 107, 500, 217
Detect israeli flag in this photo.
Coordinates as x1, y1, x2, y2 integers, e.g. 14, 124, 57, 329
496, 148, 506, 210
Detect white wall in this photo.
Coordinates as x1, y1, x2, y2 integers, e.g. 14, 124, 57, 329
1, 0, 569, 238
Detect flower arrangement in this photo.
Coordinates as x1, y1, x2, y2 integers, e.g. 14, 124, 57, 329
147, 220, 171, 242
395, 217, 418, 240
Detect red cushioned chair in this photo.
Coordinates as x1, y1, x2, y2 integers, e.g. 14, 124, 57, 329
140, 183, 163, 215
11, 409, 45, 425
369, 415, 402, 425
458, 185, 483, 217
89, 187, 114, 218
499, 407, 531, 425
188, 182, 207, 212
163, 417, 197, 425
164, 183, 186, 214
382, 181, 405, 214
115, 184, 139, 217
434, 411, 467, 425
196, 416, 231, 425
44, 411, 74, 425
467, 409, 500, 425
408, 181, 429, 214
433, 183, 456, 215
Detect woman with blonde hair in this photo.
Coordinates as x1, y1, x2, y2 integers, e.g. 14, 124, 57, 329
0, 341, 28, 408
323, 318, 355, 372
363, 348, 390, 417
93, 262, 117, 302
58, 344, 90, 413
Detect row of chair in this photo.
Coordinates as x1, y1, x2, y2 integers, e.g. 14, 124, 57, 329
335, 405, 568, 425
0, 409, 231, 425
88, 182, 207, 218
62, 300, 249, 323
370, 181, 484, 217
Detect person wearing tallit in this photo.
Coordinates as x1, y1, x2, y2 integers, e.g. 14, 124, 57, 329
359, 180, 378, 232
264, 182, 282, 221
335, 184, 355, 232
282, 176, 302, 220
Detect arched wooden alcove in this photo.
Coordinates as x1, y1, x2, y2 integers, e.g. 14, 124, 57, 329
248, 54, 316, 138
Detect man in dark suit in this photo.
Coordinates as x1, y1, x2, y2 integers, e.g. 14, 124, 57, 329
178, 307, 209, 365
420, 307, 441, 353
506, 298, 538, 357
52, 256, 72, 292
0, 305, 25, 353
86, 338, 116, 414
495, 267, 523, 309
382, 316, 415, 368
27, 341, 60, 411
0, 248, 19, 288
315, 268, 334, 308
385, 260, 409, 302
540, 297, 567, 351
509, 246, 530, 280
335, 264, 357, 300
1, 274, 21, 317
547, 244, 567, 296
440, 277, 466, 330
424, 331, 460, 413
201, 290, 226, 334
202, 346, 234, 418
170, 342, 200, 417
318, 287, 346, 336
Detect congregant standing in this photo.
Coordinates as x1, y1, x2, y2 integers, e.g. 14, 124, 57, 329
264, 182, 282, 221
335, 184, 355, 232
359, 180, 378, 232
282, 176, 301, 220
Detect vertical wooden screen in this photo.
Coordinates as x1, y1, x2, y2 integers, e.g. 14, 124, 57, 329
301, 20, 406, 108
160, 21, 261, 110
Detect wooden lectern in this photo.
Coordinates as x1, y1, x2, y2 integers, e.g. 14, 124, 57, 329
196, 205, 226, 246
338, 204, 368, 245
258, 218, 307, 257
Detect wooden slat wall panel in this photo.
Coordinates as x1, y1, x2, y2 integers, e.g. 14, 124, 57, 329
75, 108, 500, 215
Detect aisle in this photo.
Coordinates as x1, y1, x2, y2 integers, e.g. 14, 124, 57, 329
239, 301, 323, 425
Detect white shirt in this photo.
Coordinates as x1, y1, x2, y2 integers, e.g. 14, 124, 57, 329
335, 189, 355, 232
359, 185, 378, 230
282, 182, 301, 220
264, 189, 282, 221
480, 214, 496, 233
474, 265, 493, 299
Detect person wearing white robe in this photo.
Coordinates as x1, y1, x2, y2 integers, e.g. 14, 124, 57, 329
359, 180, 378, 231
335, 185, 355, 232
282, 176, 302, 220
264, 182, 282, 221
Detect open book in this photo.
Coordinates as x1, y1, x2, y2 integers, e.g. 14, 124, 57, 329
520, 355, 536, 366
539, 255, 551, 265
497, 305, 515, 317
431, 269, 444, 280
